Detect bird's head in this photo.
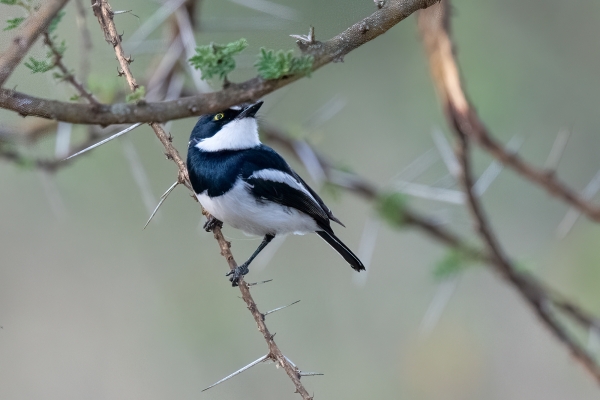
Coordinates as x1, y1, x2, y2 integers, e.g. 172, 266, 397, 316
189, 101, 263, 152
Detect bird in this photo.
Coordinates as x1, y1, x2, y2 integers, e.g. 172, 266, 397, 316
186, 101, 365, 286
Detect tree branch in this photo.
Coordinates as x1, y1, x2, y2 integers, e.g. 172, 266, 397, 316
208, 221, 313, 399
262, 123, 600, 370
0, 0, 71, 87
419, 0, 600, 383
0, 0, 439, 125
42, 32, 101, 105
90, 1, 315, 397
417, 0, 600, 223
455, 115, 600, 384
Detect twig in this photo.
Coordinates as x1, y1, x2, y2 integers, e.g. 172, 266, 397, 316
92, 0, 139, 91
0, 0, 441, 124
42, 32, 101, 105
417, 0, 600, 224
261, 122, 600, 352
208, 222, 314, 399
455, 113, 600, 384
418, 0, 600, 383
0, 0, 71, 87
91, 1, 314, 397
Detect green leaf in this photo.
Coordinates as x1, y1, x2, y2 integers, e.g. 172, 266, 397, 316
4, 17, 24, 31
254, 48, 313, 80
188, 38, 248, 80
126, 86, 146, 103
433, 249, 472, 280
47, 10, 65, 33
0, 0, 19, 5
24, 57, 53, 73
376, 192, 408, 228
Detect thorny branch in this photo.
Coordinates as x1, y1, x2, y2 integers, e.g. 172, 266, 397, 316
419, 0, 600, 383
90, 0, 313, 397
455, 117, 600, 384
208, 221, 314, 400
0, 0, 440, 124
0, 0, 71, 87
42, 32, 100, 105
262, 125, 600, 335
416, 0, 600, 224
1, 0, 599, 393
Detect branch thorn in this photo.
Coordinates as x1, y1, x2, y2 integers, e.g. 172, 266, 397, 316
263, 300, 301, 317
291, 26, 317, 52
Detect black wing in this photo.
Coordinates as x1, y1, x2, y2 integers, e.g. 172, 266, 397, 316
246, 174, 333, 232
241, 145, 338, 232
292, 172, 344, 227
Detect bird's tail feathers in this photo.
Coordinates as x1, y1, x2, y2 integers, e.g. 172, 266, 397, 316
316, 231, 365, 271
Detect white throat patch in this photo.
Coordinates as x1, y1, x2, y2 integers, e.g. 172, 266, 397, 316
195, 118, 260, 152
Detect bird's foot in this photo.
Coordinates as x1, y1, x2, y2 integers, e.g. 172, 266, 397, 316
226, 263, 249, 287
203, 216, 223, 232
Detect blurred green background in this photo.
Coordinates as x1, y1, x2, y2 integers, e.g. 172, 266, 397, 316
1, 0, 600, 399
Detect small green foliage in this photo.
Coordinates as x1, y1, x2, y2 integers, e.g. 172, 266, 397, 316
0, 0, 20, 5
255, 48, 313, 80
4, 17, 24, 31
48, 10, 65, 33
433, 249, 472, 280
376, 192, 408, 228
188, 38, 248, 80
24, 57, 53, 73
46, 39, 66, 58
69, 94, 80, 101
126, 86, 146, 103
52, 71, 66, 80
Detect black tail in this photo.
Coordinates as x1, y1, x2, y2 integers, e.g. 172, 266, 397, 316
316, 231, 365, 271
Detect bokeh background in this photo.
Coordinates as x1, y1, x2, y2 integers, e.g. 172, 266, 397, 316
1, 0, 600, 399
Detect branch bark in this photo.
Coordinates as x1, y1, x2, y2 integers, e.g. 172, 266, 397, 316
90, 1, 315, 397
0, 0, 439, 124
417, 0, 600, 223
419, 0, 600, 384
0, 0, 71, 87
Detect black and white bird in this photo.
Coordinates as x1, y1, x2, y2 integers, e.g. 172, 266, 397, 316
186, 101, 365, 286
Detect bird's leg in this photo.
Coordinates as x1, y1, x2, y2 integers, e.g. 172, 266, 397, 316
203, 215, 223, 232
227, 234, 274, 287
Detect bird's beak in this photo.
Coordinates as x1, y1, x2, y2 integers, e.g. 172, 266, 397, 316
236, 101, 263, 119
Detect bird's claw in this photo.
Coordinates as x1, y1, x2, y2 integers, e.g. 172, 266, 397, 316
226, 264, 249, 287
203, 216, 222, 232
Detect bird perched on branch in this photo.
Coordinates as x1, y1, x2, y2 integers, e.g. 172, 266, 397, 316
186, 101, 364, 286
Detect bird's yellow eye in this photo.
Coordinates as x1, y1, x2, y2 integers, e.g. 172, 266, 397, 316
213, 113, 224, 121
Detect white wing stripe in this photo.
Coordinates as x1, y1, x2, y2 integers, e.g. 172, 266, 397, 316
249, 169, 319, 205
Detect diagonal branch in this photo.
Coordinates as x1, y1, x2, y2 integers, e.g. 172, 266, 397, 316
208, 221, 313, 399
262, 123, 600, 358
417, 0, 600, 223
42, 32, 101, 105
454, 115, 600, 384
419, 0, 600, 384
0, 0, 71, 87
0, 0, 440, 124
91, 1, 314, 397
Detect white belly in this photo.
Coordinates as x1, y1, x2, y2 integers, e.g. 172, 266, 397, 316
197, 180, 320, 236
